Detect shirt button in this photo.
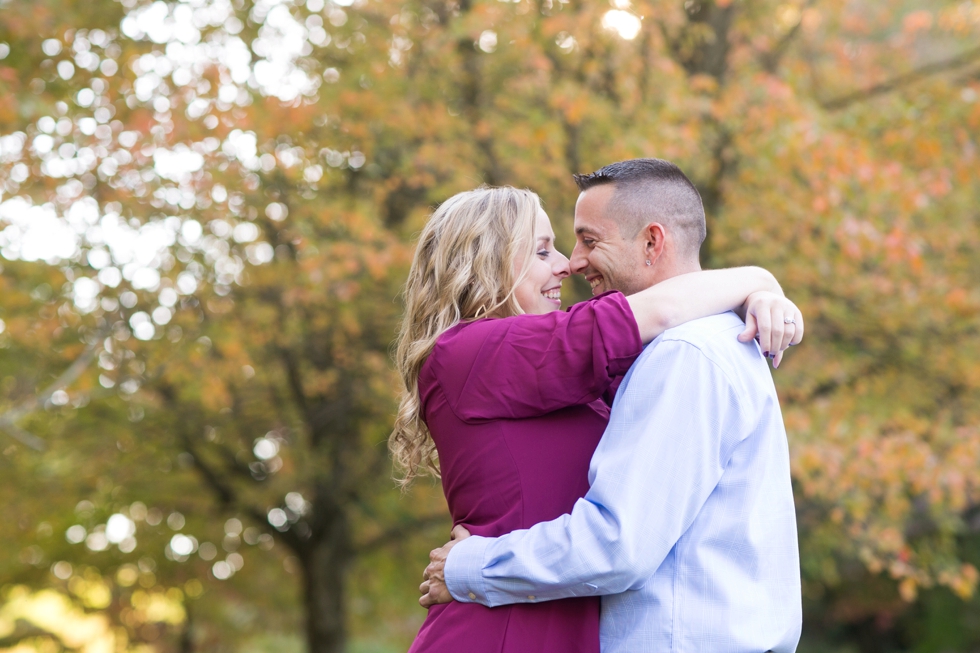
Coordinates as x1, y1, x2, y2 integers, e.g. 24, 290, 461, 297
527, 595, 536, 600
468, 592, 476, 600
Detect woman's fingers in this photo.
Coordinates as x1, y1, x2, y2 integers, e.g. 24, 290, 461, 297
778, 324, 793, 354
755, 304, 773, 356
778, 309, 797, 353
776, 302, 803, 352
742, 295, 805, 363
790, 308, 805, 345
768, 306, 786, 356
785, 320, 800, 352
773, 304, 804, 368
738, 312, 759, 343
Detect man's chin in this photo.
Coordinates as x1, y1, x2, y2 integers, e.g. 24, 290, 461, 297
593, 282, 612, 296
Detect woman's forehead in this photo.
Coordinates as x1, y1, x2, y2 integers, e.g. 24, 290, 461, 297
535, 209, 555, 239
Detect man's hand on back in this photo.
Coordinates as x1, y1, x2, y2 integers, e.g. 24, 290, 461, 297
419, 524, 471, 608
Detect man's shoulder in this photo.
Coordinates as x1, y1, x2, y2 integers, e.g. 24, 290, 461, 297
616, 313, 775, 424
631, 312, 766, 388
659, 312, 747, 353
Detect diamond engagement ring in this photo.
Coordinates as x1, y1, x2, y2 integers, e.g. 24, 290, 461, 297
784, 317, 796, 324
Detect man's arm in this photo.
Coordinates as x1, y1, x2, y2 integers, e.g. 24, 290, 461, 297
426, 338, 747, 608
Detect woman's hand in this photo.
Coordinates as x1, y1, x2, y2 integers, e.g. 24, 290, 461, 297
737, 291, 804, 368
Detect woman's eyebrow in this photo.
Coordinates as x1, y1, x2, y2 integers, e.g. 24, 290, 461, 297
537, 235, 552, 244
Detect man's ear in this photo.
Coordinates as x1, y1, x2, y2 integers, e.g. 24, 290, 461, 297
641, 222, 667, 266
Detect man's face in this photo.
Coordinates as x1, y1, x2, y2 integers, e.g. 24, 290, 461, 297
570, 185, 647, 296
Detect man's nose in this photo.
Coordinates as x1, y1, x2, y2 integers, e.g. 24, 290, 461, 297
569, 242, 588, 275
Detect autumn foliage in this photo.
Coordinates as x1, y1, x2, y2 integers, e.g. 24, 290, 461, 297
1, 0, 979, 651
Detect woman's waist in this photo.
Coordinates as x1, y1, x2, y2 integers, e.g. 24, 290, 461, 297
447, 494, 591, 537
420, 595, 599, 625
410, 598, 599, 653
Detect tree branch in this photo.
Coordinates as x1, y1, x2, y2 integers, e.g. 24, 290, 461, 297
0, 620, 58, 647
357, 512, 450, 553
0, 421, 46, 451
822, 45, 980, 111
0, 338, 102, 449
181, 432, 303, 551
155, 382, 302, 551
760, 0, 814, 74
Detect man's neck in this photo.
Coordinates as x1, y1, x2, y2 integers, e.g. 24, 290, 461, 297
647, 259, 701, 288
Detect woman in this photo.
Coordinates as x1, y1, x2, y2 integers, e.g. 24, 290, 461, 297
391, 187, 801, 653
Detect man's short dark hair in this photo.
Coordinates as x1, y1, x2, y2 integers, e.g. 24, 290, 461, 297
573, 158, 706, 258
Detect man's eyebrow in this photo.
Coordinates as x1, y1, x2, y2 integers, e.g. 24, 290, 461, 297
575, 226, 598, 236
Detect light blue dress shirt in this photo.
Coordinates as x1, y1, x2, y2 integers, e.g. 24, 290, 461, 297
445, 313, 802, 653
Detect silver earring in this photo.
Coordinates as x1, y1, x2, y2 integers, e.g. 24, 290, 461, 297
645, 260, 652, 266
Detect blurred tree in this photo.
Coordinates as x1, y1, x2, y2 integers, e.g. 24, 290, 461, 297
1, 0, 979, 651
1, 1, 452, 651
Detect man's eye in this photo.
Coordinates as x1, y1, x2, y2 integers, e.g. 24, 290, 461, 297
582, 239, 595, 247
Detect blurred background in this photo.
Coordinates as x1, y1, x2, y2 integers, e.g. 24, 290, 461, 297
0, 0, 978, 651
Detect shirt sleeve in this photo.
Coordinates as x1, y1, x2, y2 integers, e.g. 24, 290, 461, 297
444, 338, 747, 605
429, 291, 641, 422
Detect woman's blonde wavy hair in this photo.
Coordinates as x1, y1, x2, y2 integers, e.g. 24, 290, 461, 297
390, 186, 541, 486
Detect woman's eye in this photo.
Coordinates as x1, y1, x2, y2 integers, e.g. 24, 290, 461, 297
537, 250, 549, 257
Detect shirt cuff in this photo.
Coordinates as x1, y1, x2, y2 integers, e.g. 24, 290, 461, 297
445, 535, 493, 606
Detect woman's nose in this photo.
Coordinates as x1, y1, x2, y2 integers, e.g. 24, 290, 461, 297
554, 250, 571, 278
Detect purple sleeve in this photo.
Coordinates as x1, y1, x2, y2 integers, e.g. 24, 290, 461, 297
426, 291, 642, 421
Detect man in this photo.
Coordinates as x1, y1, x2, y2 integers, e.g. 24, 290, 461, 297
419, 158, 803, 652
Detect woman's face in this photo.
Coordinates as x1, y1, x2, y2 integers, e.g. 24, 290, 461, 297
513, 210, 571, 314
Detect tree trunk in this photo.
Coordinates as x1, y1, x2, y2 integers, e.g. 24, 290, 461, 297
660, 1, 738, 269
179, 603, 194, 653
300, 510, 351, 653
697, 126, 734, 269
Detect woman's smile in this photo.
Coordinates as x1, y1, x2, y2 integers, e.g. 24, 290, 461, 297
513, 209, 571, 315
541, 285, 562, 306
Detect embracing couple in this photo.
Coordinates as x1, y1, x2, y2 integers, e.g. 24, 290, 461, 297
390, 158, 804, 653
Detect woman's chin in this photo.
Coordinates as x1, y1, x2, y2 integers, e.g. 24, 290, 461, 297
518, 299, 562, 315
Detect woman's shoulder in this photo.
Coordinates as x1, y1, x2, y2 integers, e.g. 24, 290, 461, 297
417, 321, 486, 415
419, 316, 522, 390
421, 319, 499, 382
431, 292, 633, 360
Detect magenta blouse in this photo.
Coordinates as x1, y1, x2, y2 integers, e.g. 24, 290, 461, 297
408, 292, 642, 653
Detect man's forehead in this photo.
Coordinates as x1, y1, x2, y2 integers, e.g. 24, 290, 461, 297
574, 188, 617, 235
574, 221, 603, 236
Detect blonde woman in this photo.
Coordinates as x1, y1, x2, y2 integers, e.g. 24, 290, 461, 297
392, 184, 802, 653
